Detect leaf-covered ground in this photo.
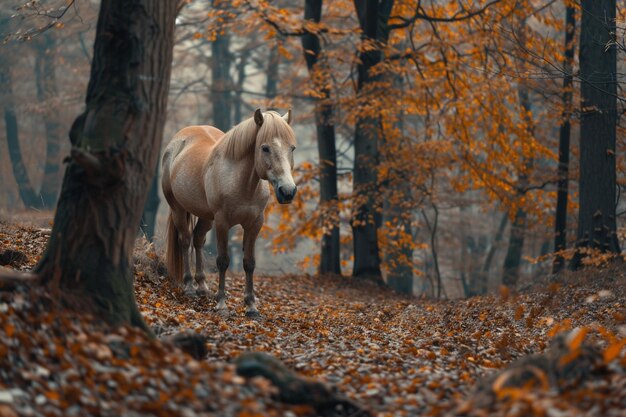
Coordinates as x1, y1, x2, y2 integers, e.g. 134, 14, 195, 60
0, 221, 625, 416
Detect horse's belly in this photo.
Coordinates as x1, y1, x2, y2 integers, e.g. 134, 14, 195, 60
171, 160, 212, 218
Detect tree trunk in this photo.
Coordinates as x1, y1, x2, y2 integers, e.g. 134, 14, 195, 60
502, 18, 533, 289
573, 0, 619, 265
35, 33, 63, 208
35, 0, 178, 331
0, 61, 41, 209
351, 0, 393, 282
301, 0, 341, 275
141, 165, 160, 241
266, 43, 279, 108
234, 49, 248, 123
502, 207, 527, 288
552, 5, 576, 273
211, 0, 232, 131
482, 211, 508, 276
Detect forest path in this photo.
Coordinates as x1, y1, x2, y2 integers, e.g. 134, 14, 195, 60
1, 221, 625, 416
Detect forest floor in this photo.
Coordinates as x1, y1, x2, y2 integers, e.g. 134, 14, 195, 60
0, 221, 625, 417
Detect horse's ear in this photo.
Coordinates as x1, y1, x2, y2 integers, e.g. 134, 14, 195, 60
282, 109, 292, 125
254, 109, 264, 127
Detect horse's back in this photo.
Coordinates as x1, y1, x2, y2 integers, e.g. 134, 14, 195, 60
162, 125, 225, 218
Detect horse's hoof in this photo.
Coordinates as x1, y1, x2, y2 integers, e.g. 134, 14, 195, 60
183, 286, 196, 297
245, 310, 261, 319
216, 308, 229, 317
196, 282, 210, 296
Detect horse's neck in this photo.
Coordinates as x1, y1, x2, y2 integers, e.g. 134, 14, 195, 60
236, 151, 262, 195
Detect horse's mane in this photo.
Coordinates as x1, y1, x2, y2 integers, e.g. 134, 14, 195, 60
216, 111, 295, 160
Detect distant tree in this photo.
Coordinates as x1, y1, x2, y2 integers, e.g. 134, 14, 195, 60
211, 0, 233, 130
301, 0, 341, 275
1, 61, 41, 209
351, 0, 393, 283
34, 0, 178, 329
35, 32, 63, 208
573, 0, 620, 264
552, 4, 576, 273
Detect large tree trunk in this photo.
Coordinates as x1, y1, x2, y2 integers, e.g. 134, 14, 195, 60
35, 33, 63, 208
573, 0, 619, 264
552, 5, 576, 273
351, 0, 393, 282
301, 0, 341, 275
35, 0, 178, 330
0, 61, 41, 209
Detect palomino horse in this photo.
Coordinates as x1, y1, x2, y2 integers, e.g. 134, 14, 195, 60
161, 109, 297, 316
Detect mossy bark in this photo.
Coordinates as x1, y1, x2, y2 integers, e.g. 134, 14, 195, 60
35, 0, 178, 331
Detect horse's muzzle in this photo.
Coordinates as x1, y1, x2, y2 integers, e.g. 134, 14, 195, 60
276, 185, 297, 204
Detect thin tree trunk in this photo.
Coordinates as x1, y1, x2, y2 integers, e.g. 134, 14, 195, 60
266, 43, 279, 108
502, 207, 527, 287
553, 5, 576, 273
35, 33, 63, 208
141, 165, 160, 241
211, 0, 232, 131
482, 212, 508, 276
234, 50, 248, 123
35, 0, 178, 331
351, 0, 393, 282
573, 0, 619, 266
0, 62, 41, 209
502, 18, 533, 289
301, 0, 341, 275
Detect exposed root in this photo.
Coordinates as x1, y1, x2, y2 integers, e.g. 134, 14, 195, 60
160, 331, 208, 360
0, 267, 40, 291
235, 352, 373, 417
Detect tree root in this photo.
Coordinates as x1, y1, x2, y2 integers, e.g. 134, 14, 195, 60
0, 267, 40, 291
235, 352, 373, 417
161, 331, 208, 360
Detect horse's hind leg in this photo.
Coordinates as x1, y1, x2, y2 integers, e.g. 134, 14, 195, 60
171, 209, 194, 295
193, 218, 212, 295
242, 217, 263, 318
215, 220, 230, 314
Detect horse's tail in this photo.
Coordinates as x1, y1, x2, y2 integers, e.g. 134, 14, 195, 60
165, 210, 192, 287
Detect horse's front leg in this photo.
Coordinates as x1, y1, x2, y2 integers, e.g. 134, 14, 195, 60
242, 217, 263, 318
193, 218, 212, 295
215, 222, 230, 314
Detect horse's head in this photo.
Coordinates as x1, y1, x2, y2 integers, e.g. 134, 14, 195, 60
254, 109, 297, 204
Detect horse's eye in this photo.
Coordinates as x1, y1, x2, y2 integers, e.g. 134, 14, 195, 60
261, 145, 270, 153
291, 146, 296, 152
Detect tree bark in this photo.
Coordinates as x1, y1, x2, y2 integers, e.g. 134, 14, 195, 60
35, 32, 63, 208
211, 0, 232, 131
552, 5, 576, 273
233, 49, 248, 123
141, 165, 160, 241
0, 61, 41, 209
301, 0, 341, 275
34, 0, 178, 330
573, 0, 619, 265
351, 0, 393, 282
502, 17, 533, 289
266, 43, 279, 108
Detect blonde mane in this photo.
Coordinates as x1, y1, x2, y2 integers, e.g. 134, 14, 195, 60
216, 111, 296, 160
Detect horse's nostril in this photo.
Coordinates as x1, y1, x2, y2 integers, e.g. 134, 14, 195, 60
278, 186, 293, 200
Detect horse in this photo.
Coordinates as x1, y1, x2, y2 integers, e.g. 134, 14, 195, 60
161, 109, 297, 317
